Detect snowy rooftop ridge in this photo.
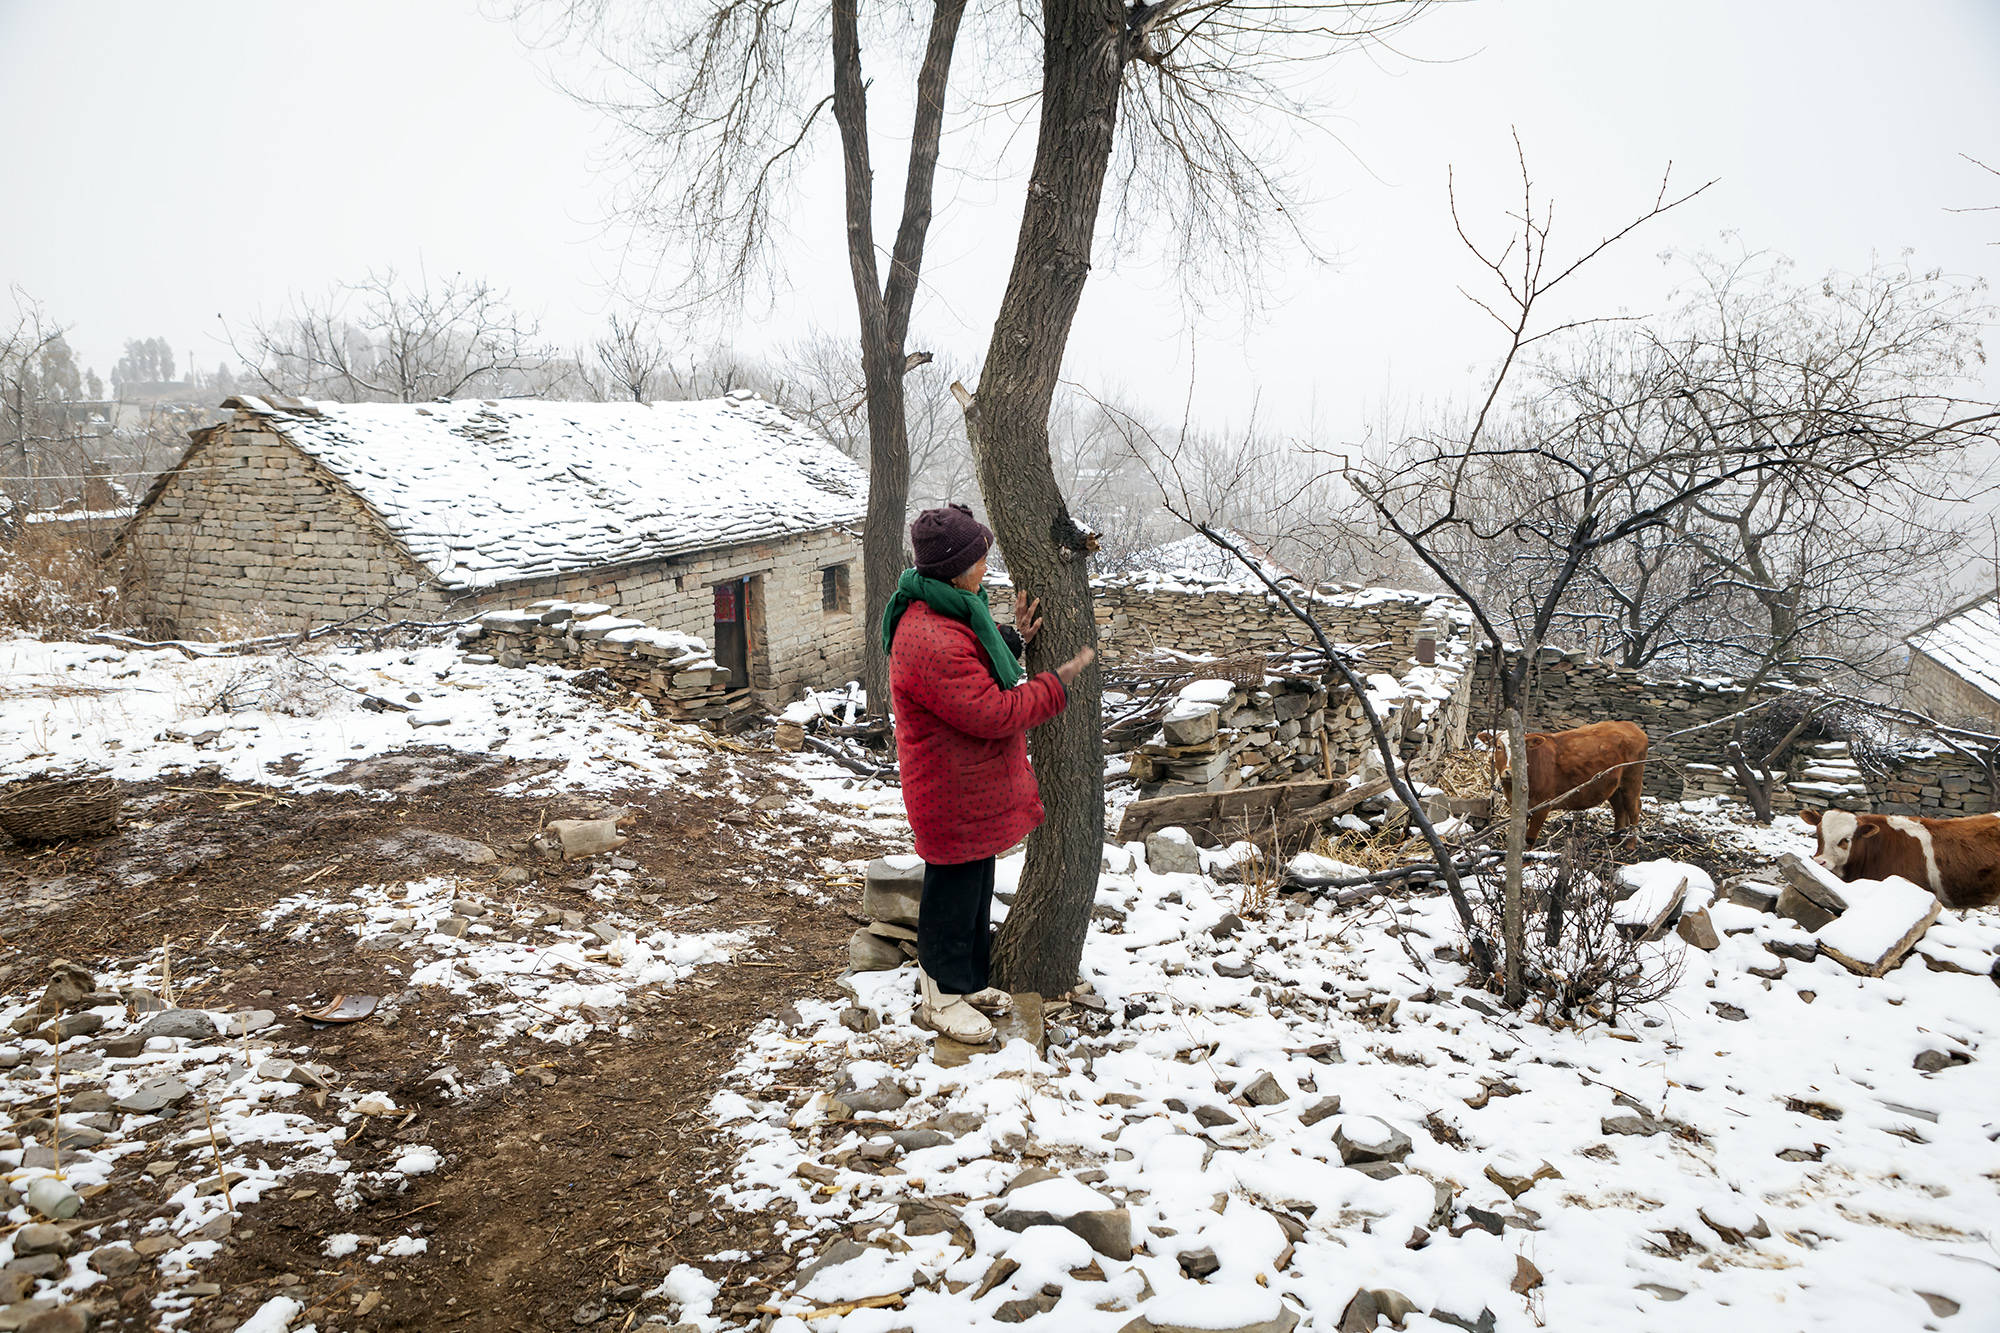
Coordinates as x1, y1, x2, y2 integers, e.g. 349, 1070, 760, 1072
217, 393, 866, 591
1907, 590, 2000, 703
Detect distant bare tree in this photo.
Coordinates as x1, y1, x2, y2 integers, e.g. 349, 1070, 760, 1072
582, 311, 675, 402
235, 269, 555, 403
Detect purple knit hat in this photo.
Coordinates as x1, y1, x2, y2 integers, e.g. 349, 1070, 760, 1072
911, 503, 993, 580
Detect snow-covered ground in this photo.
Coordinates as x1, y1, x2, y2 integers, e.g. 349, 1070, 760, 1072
0, 636, 717, 792
692, 803, 2000, 1332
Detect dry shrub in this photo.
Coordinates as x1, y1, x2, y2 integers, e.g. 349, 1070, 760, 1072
1464, 826, 1685, 1026
0, 521, 131, 637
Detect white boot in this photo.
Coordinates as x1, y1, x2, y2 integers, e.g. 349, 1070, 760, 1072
918, 970, 995, 1044
966, 987, 1012, 1015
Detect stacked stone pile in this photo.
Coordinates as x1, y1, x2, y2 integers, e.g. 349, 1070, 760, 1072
848, 856, 924, 972
458, 600, 761, 730
1126, 651, 1474, 801
1126, 677, 1333, 796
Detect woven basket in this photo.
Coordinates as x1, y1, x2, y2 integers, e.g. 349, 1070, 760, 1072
0, 774, 123, 843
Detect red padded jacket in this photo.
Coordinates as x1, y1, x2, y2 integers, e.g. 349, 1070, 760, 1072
889, 601, 1069, 865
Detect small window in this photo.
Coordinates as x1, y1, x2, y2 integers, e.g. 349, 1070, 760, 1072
821, 563, 851, 613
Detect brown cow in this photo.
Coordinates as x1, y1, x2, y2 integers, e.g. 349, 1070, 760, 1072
1799, 808, 2000, 909
1483, 720, 1648, 843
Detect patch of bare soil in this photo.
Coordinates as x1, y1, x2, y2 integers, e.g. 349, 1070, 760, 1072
0, 748, 891, 1331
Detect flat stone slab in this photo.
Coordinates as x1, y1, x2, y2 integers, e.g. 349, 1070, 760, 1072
1778, 853, 1851, 915
1817, 876, 1941, 977
862, 855, 924, 928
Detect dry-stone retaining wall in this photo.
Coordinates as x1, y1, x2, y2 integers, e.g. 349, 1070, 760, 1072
1470, 647, 2000, 817
459, 601, 759, 730
1093, 577, 1457, 676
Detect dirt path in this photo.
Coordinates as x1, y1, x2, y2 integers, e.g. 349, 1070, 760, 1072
0, 749, 888, 1332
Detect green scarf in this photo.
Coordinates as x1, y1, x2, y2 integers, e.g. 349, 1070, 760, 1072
880, 567, 1024, 688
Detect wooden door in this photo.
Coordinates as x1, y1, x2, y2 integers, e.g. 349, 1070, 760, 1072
712, 579, 751, 689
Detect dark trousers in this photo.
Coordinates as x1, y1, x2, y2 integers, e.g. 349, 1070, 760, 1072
918, 856, 996, 995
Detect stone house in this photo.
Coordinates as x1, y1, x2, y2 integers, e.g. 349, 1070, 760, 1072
1904, 591, 2000, 729
113, 392, 867, 698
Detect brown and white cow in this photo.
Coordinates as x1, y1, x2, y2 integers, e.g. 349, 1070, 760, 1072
1482, 720, 1648, 844
1799, 808, 2000, 909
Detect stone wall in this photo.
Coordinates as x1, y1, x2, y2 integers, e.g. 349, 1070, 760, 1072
460, 603, 758, 730
116, 422, 864, 699
1469, 648, 1750, 800
1093, 577, 1458, 676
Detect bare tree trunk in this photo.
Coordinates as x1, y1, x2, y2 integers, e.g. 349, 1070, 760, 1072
1503, 707, 1528, 1007
831, 0, 967, 721
968, 3, 1125, 997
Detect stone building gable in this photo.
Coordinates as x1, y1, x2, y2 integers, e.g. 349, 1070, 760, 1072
115, 423, 448, 635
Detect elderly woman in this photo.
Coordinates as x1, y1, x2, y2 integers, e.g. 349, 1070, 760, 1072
881, 503, 1094, 1044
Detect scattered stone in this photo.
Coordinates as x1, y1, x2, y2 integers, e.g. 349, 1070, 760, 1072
1299, 1096, 1342, 1127
0, 1304, 61, 1333
847, 929, 905, 972
832, 1073, 910, 1114
1713, 1003, 1748, 1022
1774, 884, 1836, 933
222, 1010, 276, 1037
131, 1236, 174, 1257
992, 1178, 1133, 1260
587, 922, 626, 948
86, 1247, 142, 1280
1177, 1247, 1220, 1279
1913, 1048, 1970, 1073
195, 1171, 249, 1197
3, 1257, 61, 1281
1917, 1292, 1961, 1318
1817, 878, 1942, 977
0, 1275, 34, 1306
1334, 1116, 1413, 1166
1697, 1204, 1770, 1245
994, 1291, 1060, 1323
1675, 908, 1720, 951
1429, 1307, 1496, 1333
1510, 1255, 1543, 1294
45, 1014, 102, 1041
1778, 853, 1851, 915
10, 1226, 70, 1258
116, 1077, 191, 1114
1240, 1072, 1288, 1106
1194, 1105, 1238, 1130
861, 856, 925, 927
1601, 1112, 1662, 1137
1636, 1283, 1686, 1302
1214, 957, 1254, 980
1769, 937, 1820, 963
0, 1047, 20, 1069
37, 964, 95, 1013
1144, 827, 1202, 876
136, 1009, 216, 1042
1483, 1158, 1560, 1200
571, 1300, 608, 1325
1460, 1206, 1505, 1236
1723, 877, 1779, 913
1210, 913, 1245, 940
1339, 1288, 1416, 1332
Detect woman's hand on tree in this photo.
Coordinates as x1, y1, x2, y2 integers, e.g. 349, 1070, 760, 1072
1016, 596, 1043, 645
1055, 646, 1095, 686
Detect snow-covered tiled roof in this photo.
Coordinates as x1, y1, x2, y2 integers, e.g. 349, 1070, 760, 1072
226, 394, 865, 590
1908, 593, 2000, 702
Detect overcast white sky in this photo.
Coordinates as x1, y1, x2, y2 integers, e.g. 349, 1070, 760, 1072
4, 0, 1996, 440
